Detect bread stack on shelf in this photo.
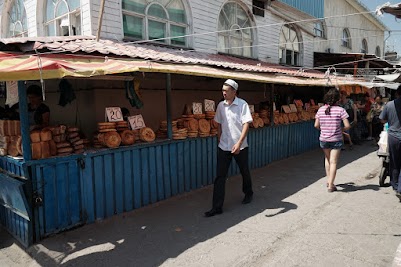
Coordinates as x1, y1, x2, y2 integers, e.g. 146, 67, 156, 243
0, 120, 22, 157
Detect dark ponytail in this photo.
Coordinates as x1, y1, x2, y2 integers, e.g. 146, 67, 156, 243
323, 88, 340, 115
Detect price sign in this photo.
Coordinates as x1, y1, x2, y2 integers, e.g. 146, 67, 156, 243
249, 104, 255, 113
310, 99, 316, 106
192, 102, 203, 115
289, 104, 297, 113
204, 99, 215, 112
128, 115, 146, 130
106, 107, 124, 122
281, 105, 291, 113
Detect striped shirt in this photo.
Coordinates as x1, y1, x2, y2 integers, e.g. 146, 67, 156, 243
315, 105, 349, 142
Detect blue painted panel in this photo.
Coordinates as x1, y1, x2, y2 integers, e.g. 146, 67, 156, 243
114, 152, 124, 214
169, 144, 178, 196
42, 165, 57, 233
81, 157, 95, 223
155, 146, 165, 200
177, 142, 185, 194
148, 147, 158, 203
140, 149, 150, 205
123, 150, 134, 211
183, 141, 191, 192
189, 140, 197, 190
104, 154, 115, 217
0, 174, 30, 220
0, 157, 25, 177
0, 205, 30, 247
93, 156, 105, 220
161, 146, 171, 198
132, 149, 142, 208
279, 0, 324, 18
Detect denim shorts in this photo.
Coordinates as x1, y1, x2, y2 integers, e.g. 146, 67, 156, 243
320, 141, 343, 150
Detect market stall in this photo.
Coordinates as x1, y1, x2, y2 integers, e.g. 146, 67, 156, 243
0, 37, 343, 247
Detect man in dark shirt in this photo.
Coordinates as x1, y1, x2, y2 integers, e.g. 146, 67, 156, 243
27, 85, 50, 130
380, 86, 401, 201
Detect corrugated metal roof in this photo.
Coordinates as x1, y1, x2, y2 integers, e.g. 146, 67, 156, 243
0, 36, 325, 79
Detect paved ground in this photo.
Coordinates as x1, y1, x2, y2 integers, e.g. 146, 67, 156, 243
1, 142, 401, 267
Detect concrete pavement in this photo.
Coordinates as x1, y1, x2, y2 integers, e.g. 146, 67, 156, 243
1, 142, 401, 267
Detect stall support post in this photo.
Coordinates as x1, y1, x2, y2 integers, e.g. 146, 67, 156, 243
18, 81, 32, 161
166, 73, 172, 139
270, 84, 274, 127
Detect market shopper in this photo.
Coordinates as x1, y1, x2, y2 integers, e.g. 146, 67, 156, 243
379, 86, 401, 201
339, 90, 357, 149
371, 95, 384, 142
27, 85, 50, 130
204, 79, 254, 217
314, 88, 351, 192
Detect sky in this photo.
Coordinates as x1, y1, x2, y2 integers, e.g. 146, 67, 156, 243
359, 0, 401, 55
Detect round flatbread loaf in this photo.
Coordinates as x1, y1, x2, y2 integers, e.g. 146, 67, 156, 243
74, 144, 84, 150
8, 142, 19, 157
104, 131, 121, 148
120, 130, 135, 145
67, 127, 79, 132
139, 127, 156, 142
68, 132, 79, 139
73, 139, 84, 146
198, 119, 211, 133
57, 147, 74, 153
56, 141, 70, 149
188, 119, 199, 131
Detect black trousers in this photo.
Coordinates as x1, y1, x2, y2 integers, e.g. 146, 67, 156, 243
212, 147, 253, 209
388, 134, 401, 192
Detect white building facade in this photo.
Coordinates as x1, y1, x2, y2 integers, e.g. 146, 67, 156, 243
0, 0, 387, 69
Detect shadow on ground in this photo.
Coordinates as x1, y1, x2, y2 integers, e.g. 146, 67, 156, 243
1, 142, 379, 266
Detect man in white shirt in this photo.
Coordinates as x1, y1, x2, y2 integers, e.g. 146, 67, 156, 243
204, 79, 254, 217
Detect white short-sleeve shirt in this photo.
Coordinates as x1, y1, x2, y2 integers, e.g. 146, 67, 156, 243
214, 97, 253, 151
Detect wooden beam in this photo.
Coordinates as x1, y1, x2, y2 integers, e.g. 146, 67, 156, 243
96, 0, 106, 42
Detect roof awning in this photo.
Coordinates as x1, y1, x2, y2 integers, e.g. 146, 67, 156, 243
0, 51, 344, 86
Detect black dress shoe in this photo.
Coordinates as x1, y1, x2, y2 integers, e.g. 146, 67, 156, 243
204, 208, 223, 217
242, 194, 253, 204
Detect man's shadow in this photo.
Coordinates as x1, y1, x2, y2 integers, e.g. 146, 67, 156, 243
264, 201, 298, 217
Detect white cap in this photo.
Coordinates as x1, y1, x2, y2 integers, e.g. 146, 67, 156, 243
224, 79, 238, 90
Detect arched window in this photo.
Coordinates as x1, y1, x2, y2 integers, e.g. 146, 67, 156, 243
342, 28, 351, 49
279, 24, 301, 66
314, 20, 325, 38
7, 0, 28, 37
375, 46, 381, 57
361, 39, 368, 54
44, 0, 81, 36
122, 0, 189, 46
217, 2, 254, 57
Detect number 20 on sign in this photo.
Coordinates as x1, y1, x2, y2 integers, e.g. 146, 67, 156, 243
105, 107, 123, 122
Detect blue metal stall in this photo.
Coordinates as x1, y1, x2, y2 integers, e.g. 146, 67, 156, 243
0, 80, 319, 247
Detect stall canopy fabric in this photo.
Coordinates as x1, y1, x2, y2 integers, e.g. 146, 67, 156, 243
377, 2, 401, 19
0, 36, 368, 87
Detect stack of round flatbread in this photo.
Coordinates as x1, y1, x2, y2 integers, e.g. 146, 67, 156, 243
172, 128, 188, 140
259, 109, 270, 126
205, 111, 215, 120
198, 119, 210, 137
120, 130, 135, 145
98, 122, 117, 133
282, 114, 289, 124
139, 127, 156, 142
116, 121, 129, 132
193, 114, 205, 120
56, 141, 73, 157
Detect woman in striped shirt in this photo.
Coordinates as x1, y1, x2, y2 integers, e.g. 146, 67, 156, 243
315, 89, 351, 192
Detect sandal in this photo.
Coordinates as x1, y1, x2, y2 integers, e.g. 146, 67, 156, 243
328, 186, 338, 193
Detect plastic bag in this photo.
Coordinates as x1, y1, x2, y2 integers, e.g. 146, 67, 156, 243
377, 131, 388, 153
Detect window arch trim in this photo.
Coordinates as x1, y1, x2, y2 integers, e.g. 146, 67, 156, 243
342, 28, 351, 49
279, 23, 302, 66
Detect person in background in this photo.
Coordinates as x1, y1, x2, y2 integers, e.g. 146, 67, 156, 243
121, 107, 130, 121
204, 79, 253, 217
315, 88, 351, 192
27, 85, 50, 130
371, 95, 384, 142
379, 86, 401, 202
339, 90, 357, 149
358, 93, 374, 140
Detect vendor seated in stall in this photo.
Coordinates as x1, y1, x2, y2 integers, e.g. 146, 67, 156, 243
27, 85, 50, 130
